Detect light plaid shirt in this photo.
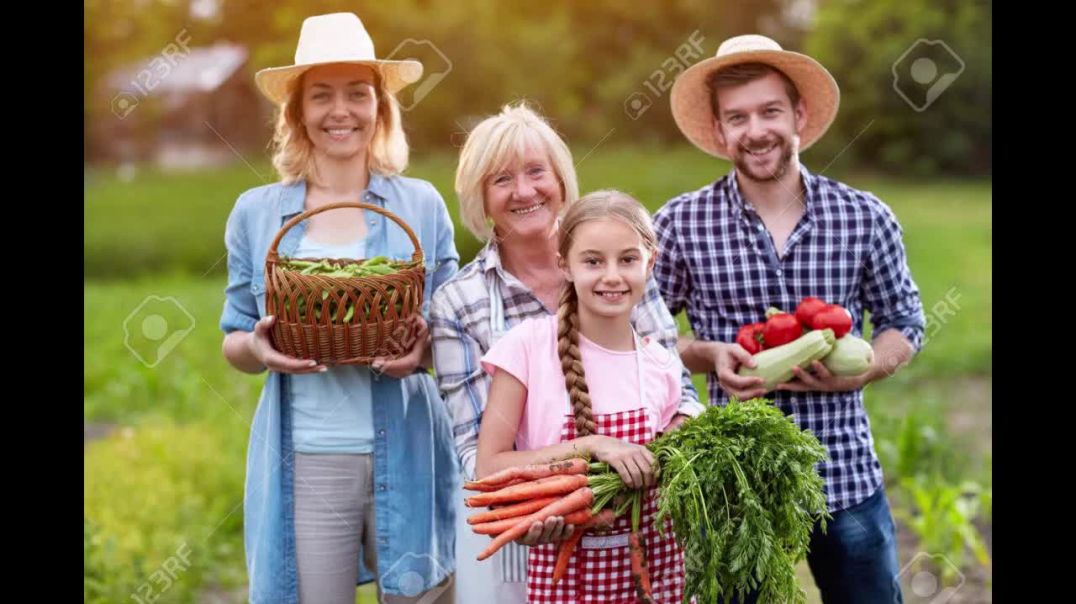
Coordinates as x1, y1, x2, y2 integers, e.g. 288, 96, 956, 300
430, 241, 704, 479
653, 166, 926, 512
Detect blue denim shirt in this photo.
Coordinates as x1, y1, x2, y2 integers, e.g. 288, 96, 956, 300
220, 173, 460, 603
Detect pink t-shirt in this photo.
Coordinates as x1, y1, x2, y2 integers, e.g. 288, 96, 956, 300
480, 315, 683, 452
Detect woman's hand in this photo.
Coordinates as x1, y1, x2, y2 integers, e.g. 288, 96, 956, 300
514, 516, 576, 546
371, 316, 430, 379
247, 315, 328, 374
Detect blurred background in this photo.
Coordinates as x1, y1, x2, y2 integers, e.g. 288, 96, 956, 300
85, 1, 992, 602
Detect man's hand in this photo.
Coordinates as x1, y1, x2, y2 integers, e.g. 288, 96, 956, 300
776, 330, 916, 393
776, 360, 867, 393
714, 342, 768, 400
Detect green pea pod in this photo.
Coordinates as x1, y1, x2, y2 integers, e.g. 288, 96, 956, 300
363, 255, 389, 266
366, 264, 395, 276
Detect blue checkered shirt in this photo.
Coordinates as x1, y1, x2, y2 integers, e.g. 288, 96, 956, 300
653, 166, 926, 511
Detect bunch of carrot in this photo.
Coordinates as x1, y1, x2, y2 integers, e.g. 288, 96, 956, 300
464, 458, 654, 600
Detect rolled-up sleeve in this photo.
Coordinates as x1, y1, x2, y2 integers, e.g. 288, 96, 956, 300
861, 199, 926, 352
429, 183, 460, 292
220, 195, 259, 334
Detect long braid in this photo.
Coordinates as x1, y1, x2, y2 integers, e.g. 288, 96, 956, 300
557, 285, 596, 437
556, 189, 658, 438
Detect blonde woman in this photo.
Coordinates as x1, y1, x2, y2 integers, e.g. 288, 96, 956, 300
220, 13, 458, 604
429, 103, 702, 601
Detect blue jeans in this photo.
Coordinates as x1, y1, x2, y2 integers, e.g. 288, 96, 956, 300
726, 486, 903, 604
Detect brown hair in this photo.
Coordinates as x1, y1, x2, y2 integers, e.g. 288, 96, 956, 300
707, 62, 801, 120
270, 67, 409, 184
556, 190, 657, 437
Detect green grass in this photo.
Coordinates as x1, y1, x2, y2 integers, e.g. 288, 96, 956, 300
85, 146, 991, 602
85, 421, 247, 604
84, 274, 264, 423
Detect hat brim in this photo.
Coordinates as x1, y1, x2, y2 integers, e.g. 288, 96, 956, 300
255, 59, 423, 105
670, 50, 840, 160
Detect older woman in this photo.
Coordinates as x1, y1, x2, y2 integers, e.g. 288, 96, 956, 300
220, 13, 458, 604
430, 102, 703, 602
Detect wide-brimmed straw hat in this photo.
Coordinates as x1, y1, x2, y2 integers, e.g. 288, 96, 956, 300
670, 34, 840, 159
254, 12, 423, 105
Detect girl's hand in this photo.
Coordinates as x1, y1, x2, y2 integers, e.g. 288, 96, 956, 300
248, 316, 328, 374
587, 435, 656, 489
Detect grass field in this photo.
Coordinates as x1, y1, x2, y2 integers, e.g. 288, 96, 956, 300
85, 146, 991, 603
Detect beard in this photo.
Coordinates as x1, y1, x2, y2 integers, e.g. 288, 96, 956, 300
732, 132, 797, 183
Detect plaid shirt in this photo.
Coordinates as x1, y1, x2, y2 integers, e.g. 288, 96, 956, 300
653, 166, 926, 512
430, 241, 705, 479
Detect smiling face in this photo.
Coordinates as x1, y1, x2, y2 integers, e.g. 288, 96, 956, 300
300, 63, 380, 160
561, 217, 655, 322
712, 70, 806, 183
483, 138, 564, 242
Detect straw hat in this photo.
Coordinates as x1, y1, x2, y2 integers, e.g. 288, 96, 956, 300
254, 12, 423, 105
670, 34, 840, 160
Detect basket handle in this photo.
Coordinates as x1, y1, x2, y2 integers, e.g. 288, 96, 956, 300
267, 201, 423, 263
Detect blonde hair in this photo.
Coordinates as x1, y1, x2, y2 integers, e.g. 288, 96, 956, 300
270, 66, 410, 184
556, 190, 658, 437
454, 102, 579, 241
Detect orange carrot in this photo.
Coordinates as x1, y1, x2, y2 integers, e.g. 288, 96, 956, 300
588, 508, 617, 531
471, 508, 593, 536
467, 458, 590, 488
629, 530, 654, 603
476, 487, 594, 561
463, 478, 527, 492
551, 508, 618, 586
551, 528, 585, 585
465, 474, 590, 508
467, 497, 559, 525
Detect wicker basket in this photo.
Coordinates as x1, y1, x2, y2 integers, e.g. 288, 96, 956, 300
263, 201, 425, 365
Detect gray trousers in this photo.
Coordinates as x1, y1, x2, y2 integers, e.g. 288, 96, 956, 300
294, 453, 454, 604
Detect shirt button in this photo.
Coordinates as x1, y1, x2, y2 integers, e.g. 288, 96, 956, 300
776, 269, 783, 276
378, 429, 385, 437
757, 224, 764, 232
378, 484, 387, 492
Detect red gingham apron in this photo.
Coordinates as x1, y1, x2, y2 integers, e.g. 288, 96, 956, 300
525, 336, 686, 603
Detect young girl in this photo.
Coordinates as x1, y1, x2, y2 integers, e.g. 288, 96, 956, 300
475, 190, 688, 603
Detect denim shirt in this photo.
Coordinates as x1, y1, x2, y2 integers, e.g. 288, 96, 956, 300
219, 172, 460, 603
